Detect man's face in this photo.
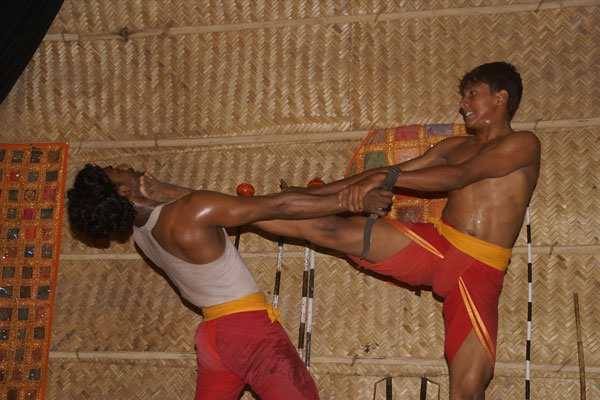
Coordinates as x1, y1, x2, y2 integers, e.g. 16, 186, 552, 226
459, 82, 498, 129
103, 164, 144, 190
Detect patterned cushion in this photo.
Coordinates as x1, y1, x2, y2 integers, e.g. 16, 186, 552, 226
345, 124, 467, 222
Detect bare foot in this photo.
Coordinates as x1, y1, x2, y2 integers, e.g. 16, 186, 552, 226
139, 172, 192, 203
278, 179, 308, 193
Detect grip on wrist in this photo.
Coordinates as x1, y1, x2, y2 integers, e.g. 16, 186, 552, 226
381, 165, 402, 191
359, 165, 402, 259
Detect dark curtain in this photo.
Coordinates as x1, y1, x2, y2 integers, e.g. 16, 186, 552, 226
0, 0, 64, 104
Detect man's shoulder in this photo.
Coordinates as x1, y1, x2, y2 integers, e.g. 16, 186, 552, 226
165, 191, 214, 221
440, 135, 470, 145
160, 193, 221, 238
172, 190, 223, 207
507, 130, 541, 150
431, 135, 470, 152
512, 129, 538, 139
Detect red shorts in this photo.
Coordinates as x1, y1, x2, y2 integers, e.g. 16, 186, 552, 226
194, 310, 319, 400
348, 220, 505, 366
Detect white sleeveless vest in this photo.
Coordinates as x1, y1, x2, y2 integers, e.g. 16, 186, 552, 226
132, 204, 261, 308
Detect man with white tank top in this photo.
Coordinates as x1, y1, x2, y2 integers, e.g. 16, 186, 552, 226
67, 163, 391, 400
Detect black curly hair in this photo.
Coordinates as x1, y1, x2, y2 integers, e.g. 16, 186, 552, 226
459, 61, 523, 120
67, 164, 136, 239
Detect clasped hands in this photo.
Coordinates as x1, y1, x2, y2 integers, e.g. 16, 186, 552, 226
279, 171, 393, 216
337, 172, 392, 216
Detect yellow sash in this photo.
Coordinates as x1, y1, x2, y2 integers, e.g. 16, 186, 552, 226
428, 217, 512, 271
202, 292, 282, 323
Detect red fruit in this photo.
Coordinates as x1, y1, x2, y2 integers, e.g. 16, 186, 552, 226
307, 178, 325, 187
236, 183, 255, 196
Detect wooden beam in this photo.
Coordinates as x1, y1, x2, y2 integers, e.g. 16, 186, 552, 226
59, 118, 600, 150
48, 351, 600, 375
43, 1, 597, 42
59, 244, 600, 262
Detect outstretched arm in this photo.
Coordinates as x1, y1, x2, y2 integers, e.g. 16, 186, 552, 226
291, 136, 458, 195
141, 172, 393, 226
342, 131, 541, 211
177, 187, 392, 229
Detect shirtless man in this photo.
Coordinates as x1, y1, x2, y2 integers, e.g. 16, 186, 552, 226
137, 61, 540, 398
266, 61, 541, 399
66, 164, 391, 400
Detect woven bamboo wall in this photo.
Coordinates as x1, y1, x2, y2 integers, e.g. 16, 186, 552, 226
1, 1, 599, 399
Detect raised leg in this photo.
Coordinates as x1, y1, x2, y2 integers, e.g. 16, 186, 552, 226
448, 330, 494, 400
253, 216, 411, 263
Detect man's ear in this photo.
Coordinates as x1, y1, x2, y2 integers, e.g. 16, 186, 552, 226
117, 184, 131, 197
496, 90, 509, 107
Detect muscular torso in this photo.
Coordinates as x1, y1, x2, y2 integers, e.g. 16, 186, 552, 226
440, 135, 539, 248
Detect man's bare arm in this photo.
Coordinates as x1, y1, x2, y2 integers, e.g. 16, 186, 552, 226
401, 131, 540, 190
176, 188, 392, 229
293, 168, 385, 195
293, 136, 461, 195
342, 131, 540, 211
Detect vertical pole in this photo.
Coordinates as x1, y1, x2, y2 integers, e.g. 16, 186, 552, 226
297, 245, 310, 360
301, 178, 324, 365
385, 376, 392, 400
305, 245, 315, 369
574, 293, 586, 400
419, 376, 427, 400
524, 207, 532, 399
272, 237, 284, 307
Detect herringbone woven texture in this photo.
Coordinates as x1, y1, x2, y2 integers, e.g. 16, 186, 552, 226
0, 4, 598, 142
49, 124, 600, 398
0, 0, 597, 399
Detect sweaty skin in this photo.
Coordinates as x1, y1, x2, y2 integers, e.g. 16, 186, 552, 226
373, 127, 539, 249
314, 82, 540, 251
104, 164, 392, 265
252, 81, 540, 400
101, 163, 393, 400
133, 80, 541, 400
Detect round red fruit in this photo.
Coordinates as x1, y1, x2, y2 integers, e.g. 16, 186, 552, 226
236, 183, 255, 196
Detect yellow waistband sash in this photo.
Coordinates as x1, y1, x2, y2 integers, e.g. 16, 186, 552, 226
428, 217, 512, 271
202, 292, 282, 323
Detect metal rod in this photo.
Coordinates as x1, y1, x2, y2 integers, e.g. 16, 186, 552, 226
386, 376, 392, 400
524, 206, 532, 399
574, 293, 586, 400
305, 246, 315, 369
272, 237, 284, 307
297, 245, 310, 360
420, 376, 427, 399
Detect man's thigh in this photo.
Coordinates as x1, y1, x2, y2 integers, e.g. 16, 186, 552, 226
216, 311, 319, 400
194, 321, 245, 399
298, 215, 413, 262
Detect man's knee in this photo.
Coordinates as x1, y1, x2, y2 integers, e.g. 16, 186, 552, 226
451, 369, 491, 400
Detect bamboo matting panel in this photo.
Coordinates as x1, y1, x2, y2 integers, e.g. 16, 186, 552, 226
59, 124, 600, 253
60, 141, 358, 254
46, 359, 198, 400
527, 126, 600, 246
50, 0, 553, 30
0, 4, 598, 143
51, 253, 600, 365
311, 366, 600, 399
48, 123, 600, 398
50, 260, 201, 352
44, 358, 600, 399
